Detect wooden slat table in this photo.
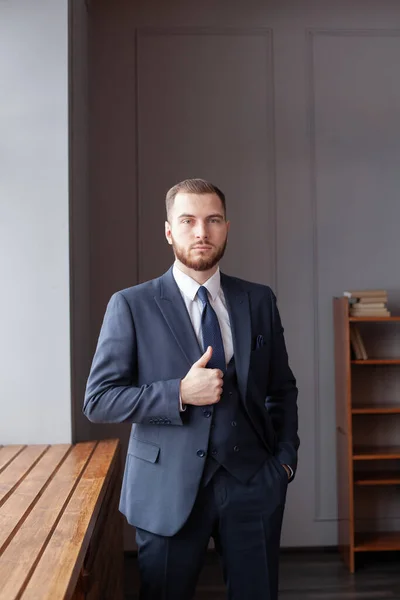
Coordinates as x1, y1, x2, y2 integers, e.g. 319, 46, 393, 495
0, 439, 123, 600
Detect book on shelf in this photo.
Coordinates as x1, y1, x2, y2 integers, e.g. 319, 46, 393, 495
350, 307, 390, 314
350, 302, 386, 309
349, 324, 368, 359
350, 313, 391, 319
350, 308, 391, 317
344, 289, 388, 299
357, 297, 388, 304
344, 289, 390, 317
349, 326, 362, 359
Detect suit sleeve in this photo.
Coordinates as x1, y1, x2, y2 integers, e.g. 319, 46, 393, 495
83, 292, 183, 426
266, 289, 300, 478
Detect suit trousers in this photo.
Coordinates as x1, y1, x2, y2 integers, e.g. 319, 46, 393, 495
135, 455, 288, 600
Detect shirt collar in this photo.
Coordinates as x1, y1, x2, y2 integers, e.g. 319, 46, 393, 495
172, 263, 221, 302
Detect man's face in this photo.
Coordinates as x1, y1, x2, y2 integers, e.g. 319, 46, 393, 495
165, 192, 230, 272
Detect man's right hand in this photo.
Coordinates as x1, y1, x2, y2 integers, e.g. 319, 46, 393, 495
180, 346, 224, 407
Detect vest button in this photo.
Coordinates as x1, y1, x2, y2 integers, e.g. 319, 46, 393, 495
231, 421, 237, 427
233, 445, 240, 452
211, 448, 218, 455
203, 410, 212, 418
197, 449, 206, 458
229, 392, 233, 396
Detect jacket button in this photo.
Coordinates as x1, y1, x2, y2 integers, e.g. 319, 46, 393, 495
197, 449, 206, 458
233, 445, 240, 452
203, 410, 212, 418
229, 392, 233, 396
231, 421, 237, 427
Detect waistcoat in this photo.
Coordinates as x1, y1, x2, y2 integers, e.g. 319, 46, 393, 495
201, 357, 269, 486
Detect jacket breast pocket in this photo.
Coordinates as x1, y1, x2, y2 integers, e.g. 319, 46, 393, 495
250, 346, 270, 395
128, 437, 160, 463
250, 344, 270, 367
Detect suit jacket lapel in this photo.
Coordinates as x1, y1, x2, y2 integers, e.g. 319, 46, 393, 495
154, 267, 202, 367
221, 273, 251, 403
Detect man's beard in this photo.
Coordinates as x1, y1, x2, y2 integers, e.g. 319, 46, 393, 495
171, 236, 227, 271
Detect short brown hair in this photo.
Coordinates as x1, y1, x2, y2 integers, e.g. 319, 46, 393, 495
165, 178, 226, 220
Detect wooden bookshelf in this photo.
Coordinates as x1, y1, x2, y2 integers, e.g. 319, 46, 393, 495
333, 297, 400, 572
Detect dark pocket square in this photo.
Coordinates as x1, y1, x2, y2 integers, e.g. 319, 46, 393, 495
253, 334, 266, 350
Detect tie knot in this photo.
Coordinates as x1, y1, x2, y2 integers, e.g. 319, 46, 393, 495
197, 286, 209, 305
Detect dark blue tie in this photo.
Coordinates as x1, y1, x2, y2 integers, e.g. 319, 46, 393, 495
197, 286, 226, 372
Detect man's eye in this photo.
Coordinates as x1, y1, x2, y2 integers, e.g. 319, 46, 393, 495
210, 218, 221, 224
182, 219, 191, 224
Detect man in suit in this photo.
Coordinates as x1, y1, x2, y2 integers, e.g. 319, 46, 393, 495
84, 178, 299, 600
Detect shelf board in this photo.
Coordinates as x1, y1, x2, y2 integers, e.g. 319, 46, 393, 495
354, 472, 400, 485
349, 317, 400, 322
352, 359, 400, 365
352, 406, 400, 414
354, 531, 400, 552
353, 446, 400, 460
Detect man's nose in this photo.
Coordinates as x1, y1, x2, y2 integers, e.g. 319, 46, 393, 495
194, 222, 208, 238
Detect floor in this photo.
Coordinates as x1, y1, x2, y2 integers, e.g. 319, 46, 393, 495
124, 549, 400, 599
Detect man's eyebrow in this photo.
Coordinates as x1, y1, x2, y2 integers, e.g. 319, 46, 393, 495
177, 213, 224, 219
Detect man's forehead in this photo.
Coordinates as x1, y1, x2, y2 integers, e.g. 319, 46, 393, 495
173, 192, 223, 213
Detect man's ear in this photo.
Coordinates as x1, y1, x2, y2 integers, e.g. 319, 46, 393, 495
165, 221, 173, 245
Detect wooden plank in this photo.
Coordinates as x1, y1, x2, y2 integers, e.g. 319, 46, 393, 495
354, 531, 400, 551
352, 359, 400, 364
0, 446, 25, 474
0, 446, 49, 508
353, 446, 400, 460
0, 444, 71, 554
0, 441, 96, 600
350, 316, 400, 322
333, 297, 355, 572
354, 471, 400, 485
20, 440, 119, 600
83, 448, 121, 574
83, 453, 123, 600
352, 406, 400, 414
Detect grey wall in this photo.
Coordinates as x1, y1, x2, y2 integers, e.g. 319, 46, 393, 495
0, 0, 71, 444
69, 0, 92, 443
79, 0, 400, 547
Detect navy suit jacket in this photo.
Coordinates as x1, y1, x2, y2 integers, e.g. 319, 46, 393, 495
83, 267, 299, 536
